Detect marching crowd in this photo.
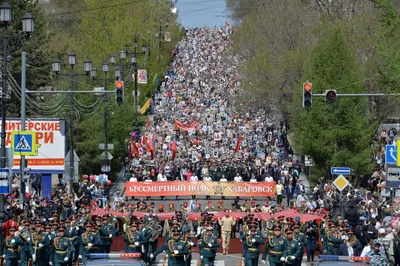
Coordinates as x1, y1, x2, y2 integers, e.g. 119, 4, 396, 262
0, 24, 400, 266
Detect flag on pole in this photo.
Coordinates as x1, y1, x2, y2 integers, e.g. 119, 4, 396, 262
235, 135, 242, 153
131, 142, 139, 158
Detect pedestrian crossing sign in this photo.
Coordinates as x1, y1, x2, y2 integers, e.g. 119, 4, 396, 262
11, 131, 38, 156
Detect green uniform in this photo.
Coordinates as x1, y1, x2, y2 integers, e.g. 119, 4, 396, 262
243, 234, 264, 266
124, 230, 145, 253
64, 226, 78, 262
283, 239, 301, 265
3, 235, 24, 266
79, 231, 101, 265
153, 238, 189, 266
182, 235, 196, 266
99, 223, 118, 253
261, 236, 287, 266
30, 232, 51, 266
199, 235, 220, 266
20, 231, 32, 266
295, 233, 308, 266
327, 232, 342, 255
51, 236, 72, 266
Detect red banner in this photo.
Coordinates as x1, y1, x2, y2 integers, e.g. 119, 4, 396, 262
126, 181, 276, 197
174, 120, 199, 132
91, 209, 323, 222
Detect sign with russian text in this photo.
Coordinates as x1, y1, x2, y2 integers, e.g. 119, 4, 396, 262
1, 119, 66, 173
126, 181, 276, 197
138, 69, 147, 84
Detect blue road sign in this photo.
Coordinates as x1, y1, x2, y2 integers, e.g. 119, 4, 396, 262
11, 131, 37, 156
331, 167, 351, 175
386, 145, 397, 164
0, 168, 10, 194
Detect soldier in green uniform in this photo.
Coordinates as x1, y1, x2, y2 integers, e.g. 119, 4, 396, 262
150, 229, 188, 266
19, 221, 32, 266
99, 215, 118, 253
199, 227, 220, 266
64, 220, 78, 264
181, 227, 196, 266
2, 226, 24, 266
124, 223, 145, 253
293, 224, 308, 266
283, 229, 301, 265
50, 226, 72, 266
78, 223, 100, 265
193, 203, 202, 213
30, 223, 51, 266
243, 225, 265, 266
326, 224, 342, 255
261, 226, 287, 266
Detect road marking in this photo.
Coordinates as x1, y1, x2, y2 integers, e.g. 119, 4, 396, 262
155, 259, 225, 265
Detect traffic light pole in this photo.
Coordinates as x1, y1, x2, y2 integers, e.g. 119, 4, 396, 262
312, 93, 400, 97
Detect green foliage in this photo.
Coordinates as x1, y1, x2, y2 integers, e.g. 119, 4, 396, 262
290, 26, 377, 176
45, 0, 180, 178
0, 0, 51, 117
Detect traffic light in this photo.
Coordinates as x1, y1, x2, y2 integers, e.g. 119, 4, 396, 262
115, 80, 124, 105
303, 81, 312, 108
326, 90, 337, 102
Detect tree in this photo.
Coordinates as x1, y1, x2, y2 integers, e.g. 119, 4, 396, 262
290, 26, 377, 177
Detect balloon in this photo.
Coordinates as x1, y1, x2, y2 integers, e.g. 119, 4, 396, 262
61, 179, 65, 185
96, 176, 101, 182
82, 174, 88, 179
106, 180, 112, 185
89, 175, 95, 181
102, 179, 107, 184
103, 174, 108, 180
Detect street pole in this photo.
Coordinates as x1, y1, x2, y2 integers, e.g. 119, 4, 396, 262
20, 51, 26, 207
159, 20, 162, 63
69, 73, 75, 194
0, 35, 8, 254
104, 74, 109, 169
134, 45, 139, 135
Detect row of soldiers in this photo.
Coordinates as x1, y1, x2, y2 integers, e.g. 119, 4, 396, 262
2, 214, 118, 266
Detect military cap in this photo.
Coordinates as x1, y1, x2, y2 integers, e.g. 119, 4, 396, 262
86, 223, 93, 227
45, 225, 51, 229
286, 229, 293, 234
131, 223, 138, 227
278, 216, 285, 220
293, 224, 300, 229
273, 226, 281, 231
58, 226, 66, 232
9, 226, 16, 231
206, 226, 214, 231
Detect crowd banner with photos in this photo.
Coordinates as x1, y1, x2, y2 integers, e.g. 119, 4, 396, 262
174, 120, 199, 132
138, 69, 148, 84
126, 181, 276, 197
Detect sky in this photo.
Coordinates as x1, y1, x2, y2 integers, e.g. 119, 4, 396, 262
176, 0, 232, 28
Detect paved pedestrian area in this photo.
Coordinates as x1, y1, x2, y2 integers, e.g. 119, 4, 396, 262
152, 254, 315, 266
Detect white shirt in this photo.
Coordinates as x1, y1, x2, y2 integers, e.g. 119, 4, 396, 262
129, 177, 137, 182
250, 178, 257, 183
276, 184, 283, 195
204, 176, 212, 181
234, 176, 243, 182
190, 175, 199, 182
360, 245, 371, 257
144, 179, 153, 183
159, 175, 167, 182
347, 244, 354, 257
265, 176, 274, 182
220, 178, 228, 182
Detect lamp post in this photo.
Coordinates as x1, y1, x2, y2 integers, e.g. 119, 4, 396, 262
52, 53, 92, 194
0, 1, 34, 255
90, 61, 110, 171
157, 19, 169, 63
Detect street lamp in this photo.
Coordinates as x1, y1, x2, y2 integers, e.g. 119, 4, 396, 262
51, 54, 91, 195
0, 1, 35, 256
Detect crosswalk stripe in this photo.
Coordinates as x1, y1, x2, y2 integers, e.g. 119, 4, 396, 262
154, 259, 225, 265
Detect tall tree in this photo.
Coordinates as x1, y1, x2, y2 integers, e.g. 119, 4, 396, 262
290, 26, 377, 176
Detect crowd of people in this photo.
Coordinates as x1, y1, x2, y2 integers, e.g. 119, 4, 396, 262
0, 24, 400, 266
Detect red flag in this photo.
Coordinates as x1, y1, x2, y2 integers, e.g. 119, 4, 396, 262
235, 135, 242, 153
171, 141, 177, 159
131, 142, 139, 158
146, 115, 150, 131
